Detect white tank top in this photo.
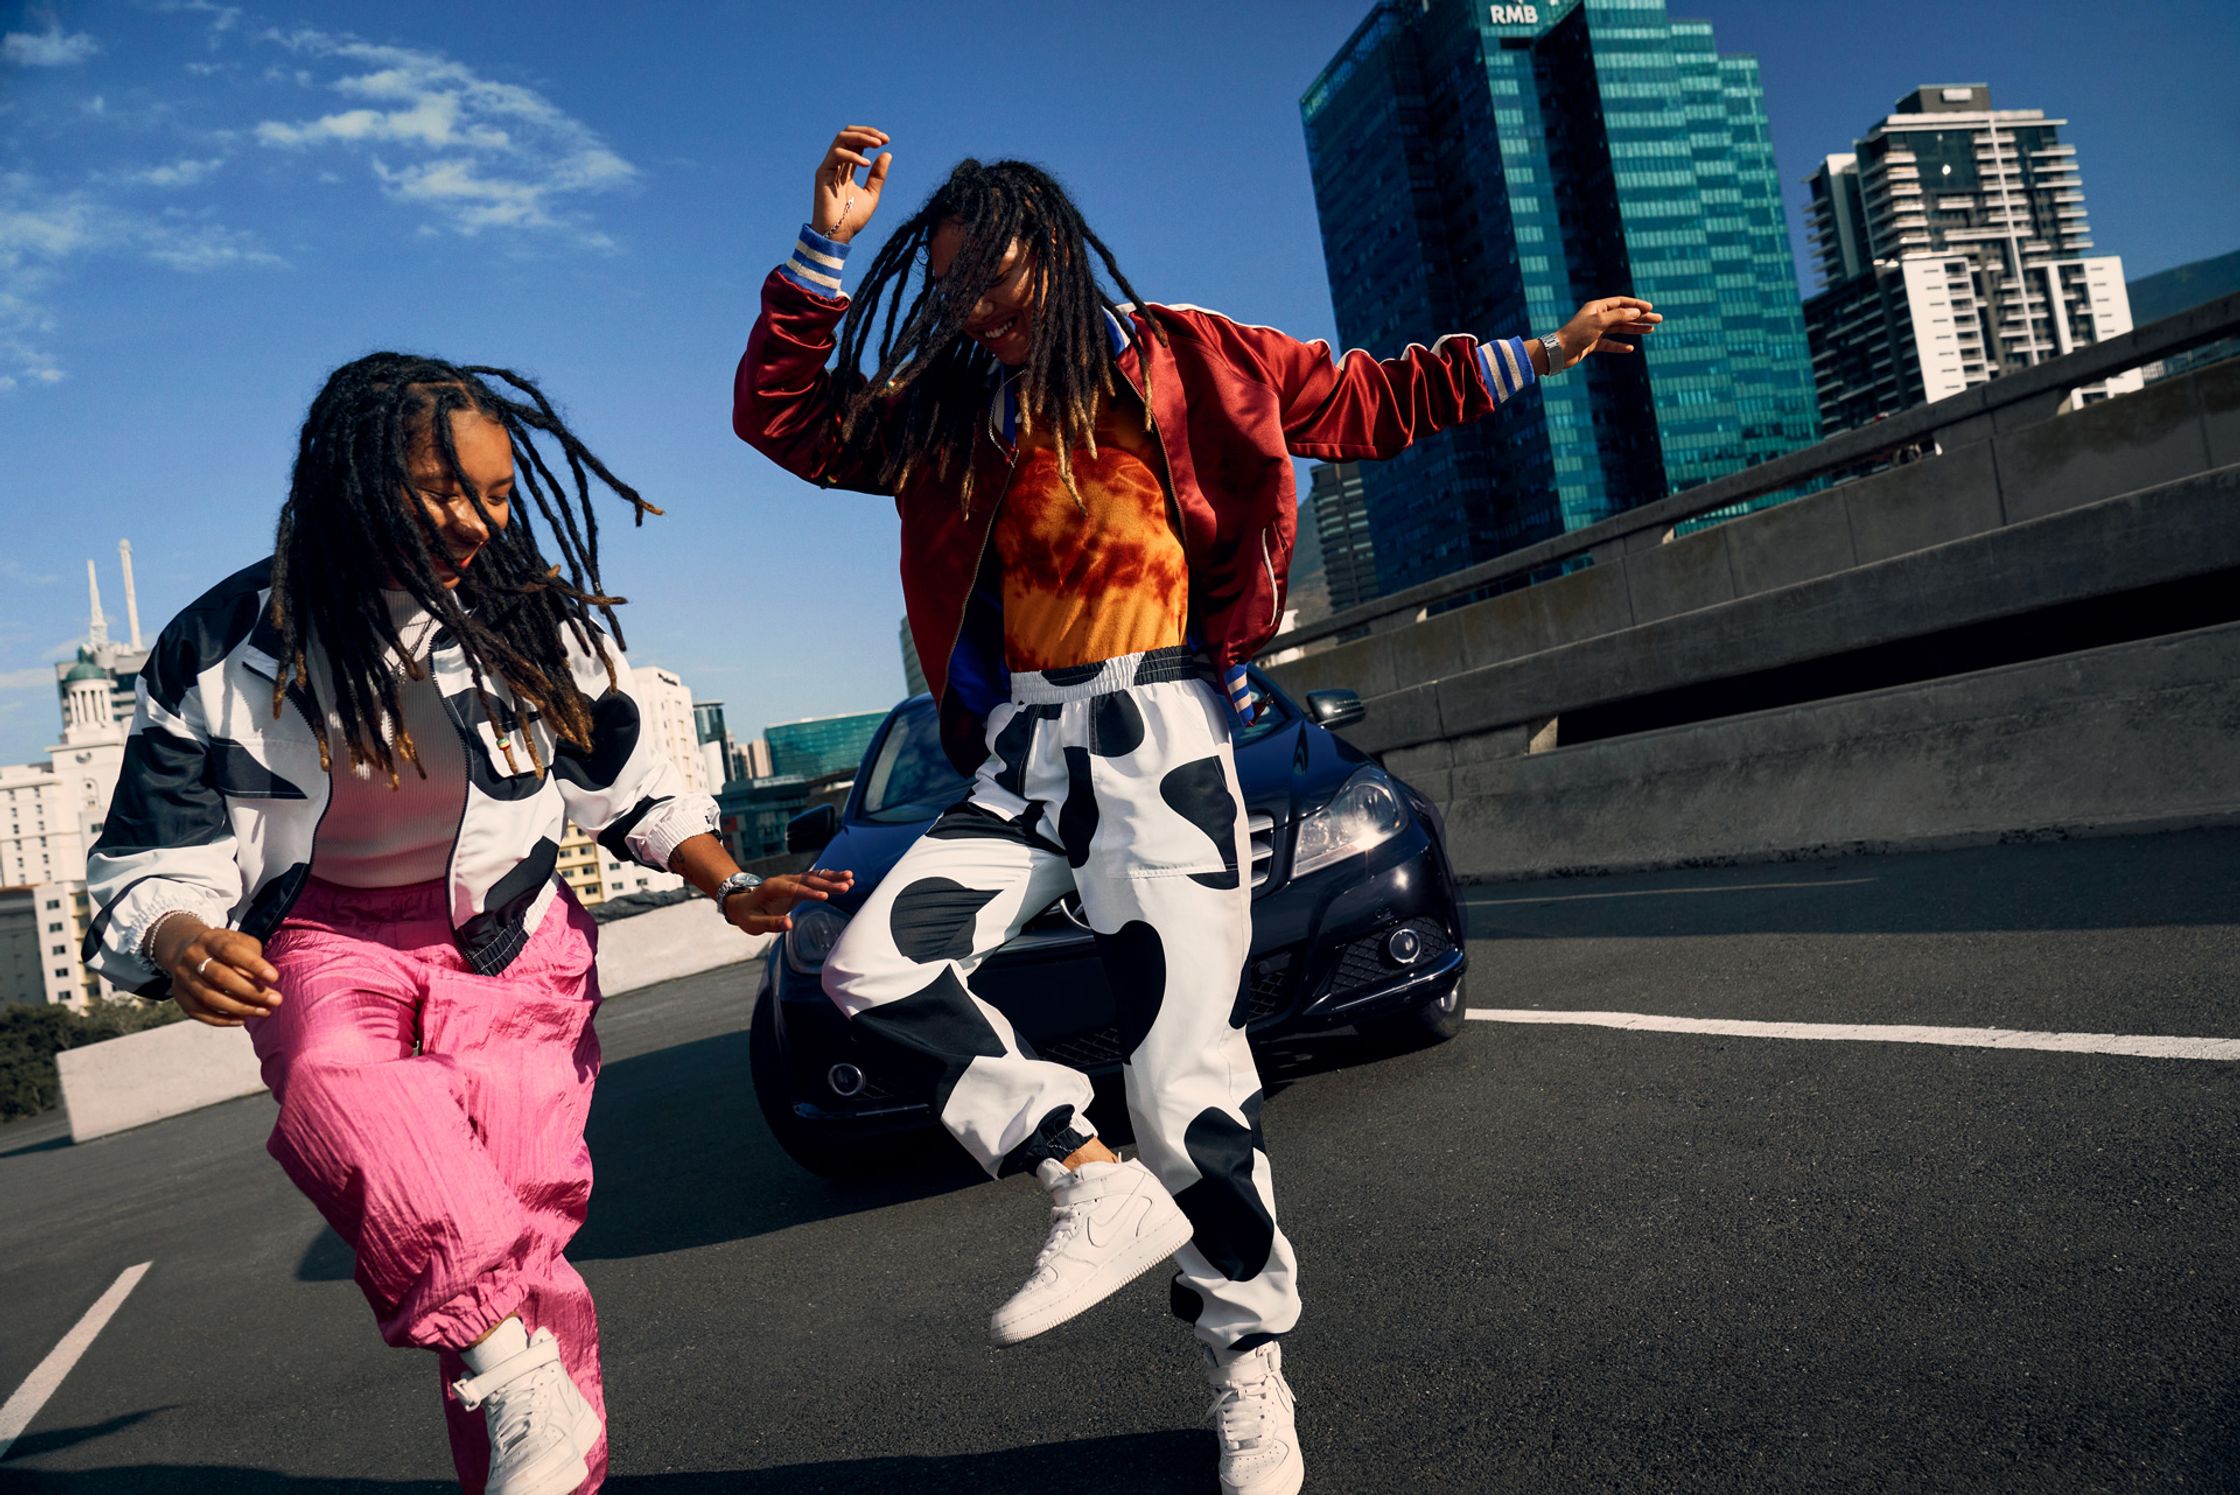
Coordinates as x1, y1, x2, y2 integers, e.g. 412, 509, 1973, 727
309, 592, 470, 889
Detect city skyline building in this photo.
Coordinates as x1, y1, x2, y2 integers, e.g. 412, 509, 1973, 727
1305, 461, 1380, 615
1802, 84, 2139, 434
4, 584, 130, 1005
740, 736, 775, 781
900, 617, 928, 698
54, 541, 150, 736
1301, 0, 1819, 598
765, 710, 885, 783
1286, 493, 1332, 628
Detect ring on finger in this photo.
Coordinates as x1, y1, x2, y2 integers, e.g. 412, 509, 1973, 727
197, 955, 214, 978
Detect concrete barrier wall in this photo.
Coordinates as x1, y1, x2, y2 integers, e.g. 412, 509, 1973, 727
595, 896, 768, 996
57, 897, 766, 1143
1268, 358, 2240, 747
58, 1018, 266, 1144
1436, 621, 2240, 881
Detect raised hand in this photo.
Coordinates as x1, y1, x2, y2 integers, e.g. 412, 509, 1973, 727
151, 916, 282, 1027
812, 126, 891, 245
724, 867, 857, 936
1547, 297, 1663, 371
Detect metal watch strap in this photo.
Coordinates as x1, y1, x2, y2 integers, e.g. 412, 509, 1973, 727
717, 871, 764, 910
1537, 329, 1567, 372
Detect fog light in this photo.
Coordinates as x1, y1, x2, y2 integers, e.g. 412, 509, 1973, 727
1385, 927, 1423, 966
827, 1063, 866, 1098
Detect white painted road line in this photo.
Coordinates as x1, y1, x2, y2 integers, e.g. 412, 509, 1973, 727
1466, 1009, 2240, 1061
1466, 878, 1877, 906
0, 1261, 152, 1460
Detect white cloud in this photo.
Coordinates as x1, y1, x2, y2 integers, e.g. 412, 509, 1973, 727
253, 30, 634, 245
161, 1, 242, 37
104, 157, 227, 190
0, 172, 281, 391
3, 24, 100, 67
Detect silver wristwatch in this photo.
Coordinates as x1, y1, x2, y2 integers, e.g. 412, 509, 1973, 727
715, 870, 764, 912
1536, 329, 1568, 372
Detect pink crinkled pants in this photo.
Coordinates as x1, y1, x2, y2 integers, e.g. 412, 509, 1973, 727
248, 875, 606, 1494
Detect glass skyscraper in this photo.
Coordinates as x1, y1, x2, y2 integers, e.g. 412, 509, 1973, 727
1301, 0, 1819, 597
765, 710, 888, 782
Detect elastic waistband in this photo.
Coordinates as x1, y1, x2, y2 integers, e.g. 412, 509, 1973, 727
293, 874, 451, 924
1009, 646, 1211, 704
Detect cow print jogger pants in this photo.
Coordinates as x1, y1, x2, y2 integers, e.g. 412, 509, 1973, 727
822, 645, 1302, 1357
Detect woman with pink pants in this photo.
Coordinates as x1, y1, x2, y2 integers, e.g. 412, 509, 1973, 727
81, 352, 849, 1494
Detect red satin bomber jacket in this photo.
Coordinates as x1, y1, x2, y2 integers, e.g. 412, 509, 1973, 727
732, 232, 1538, 773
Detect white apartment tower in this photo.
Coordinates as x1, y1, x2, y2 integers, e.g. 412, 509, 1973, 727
1802, 84, 2139, 434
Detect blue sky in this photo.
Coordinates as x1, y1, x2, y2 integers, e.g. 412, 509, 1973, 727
3, 0, 2235, 767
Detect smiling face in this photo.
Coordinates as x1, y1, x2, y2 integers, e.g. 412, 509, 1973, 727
403, 405, 514, 589
927, 218, 1038, 367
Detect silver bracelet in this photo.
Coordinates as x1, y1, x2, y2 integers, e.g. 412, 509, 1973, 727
1536, 329, 1568, 372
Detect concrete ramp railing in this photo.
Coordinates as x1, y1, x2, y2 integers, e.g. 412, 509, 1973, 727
1263, 295, 2240, 879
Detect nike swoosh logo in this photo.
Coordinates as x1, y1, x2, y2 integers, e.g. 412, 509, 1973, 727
1084, 1192, 1152, 1251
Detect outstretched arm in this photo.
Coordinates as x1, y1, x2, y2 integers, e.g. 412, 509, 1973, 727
732, 126, 903, 494
1243, 295, 1661, 461
668, 832, 854, 937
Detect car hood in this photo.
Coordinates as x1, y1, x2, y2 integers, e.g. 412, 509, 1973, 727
818, 716, 1382, 917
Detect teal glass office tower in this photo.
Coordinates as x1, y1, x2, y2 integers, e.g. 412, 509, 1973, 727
1302, 0, 1819, 596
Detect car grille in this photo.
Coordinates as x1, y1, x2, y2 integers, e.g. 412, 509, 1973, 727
1328, 917, 1456, 997
1241, 952, 1292, 1023
1249, 812, 1276, 890
1034, 1028, 1127, 1069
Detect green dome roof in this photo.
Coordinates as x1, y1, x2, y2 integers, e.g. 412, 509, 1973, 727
62, 651, 108, 684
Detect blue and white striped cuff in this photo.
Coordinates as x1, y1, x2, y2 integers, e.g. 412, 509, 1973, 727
1224, 665, 1259, 727
1476, 336, 1537, 402
777, 222, 851, 297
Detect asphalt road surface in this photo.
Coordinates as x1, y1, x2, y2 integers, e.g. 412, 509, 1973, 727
3, 830, 2236, 1492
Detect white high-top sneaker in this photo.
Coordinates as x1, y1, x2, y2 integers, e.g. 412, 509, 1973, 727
449, 1326, 603, 1495
989, 1156, 1196, 1346
1205, 1341, 1304, 1495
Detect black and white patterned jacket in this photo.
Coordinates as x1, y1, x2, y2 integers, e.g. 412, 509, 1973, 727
82, 558, 718, 998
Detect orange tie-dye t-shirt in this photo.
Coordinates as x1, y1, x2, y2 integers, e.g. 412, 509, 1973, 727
993, 391, 1189, 673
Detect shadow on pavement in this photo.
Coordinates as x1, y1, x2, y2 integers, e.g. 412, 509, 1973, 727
295, 1021, 1413, 1281
295, 1028, 983, 1281
0, 1129, 74, 1159
1, 1428, 1204, 1493
608, 1430, 1208, 1492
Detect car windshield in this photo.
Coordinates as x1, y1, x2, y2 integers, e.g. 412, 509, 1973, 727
857, 699, 973, 823
856, 672, 1293, 825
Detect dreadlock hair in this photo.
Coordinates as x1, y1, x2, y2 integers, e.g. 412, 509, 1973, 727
268, 352, 662, 787
832, 157, 1166, 513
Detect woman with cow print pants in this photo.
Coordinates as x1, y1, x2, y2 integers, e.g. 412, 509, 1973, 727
734, 127, 1659, 1495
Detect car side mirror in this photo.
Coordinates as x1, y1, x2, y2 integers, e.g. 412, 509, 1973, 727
1305, 689, 1366, 729
785, 803, 840, 854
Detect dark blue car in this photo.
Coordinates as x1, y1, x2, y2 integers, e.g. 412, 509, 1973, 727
750, 668, 1469, 1176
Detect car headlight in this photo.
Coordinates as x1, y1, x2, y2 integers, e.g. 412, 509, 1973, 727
783, 902, 849, 976
1290, 768, 1411, 878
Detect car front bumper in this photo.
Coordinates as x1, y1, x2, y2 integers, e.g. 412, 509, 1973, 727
761, 822, 1468, 1131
